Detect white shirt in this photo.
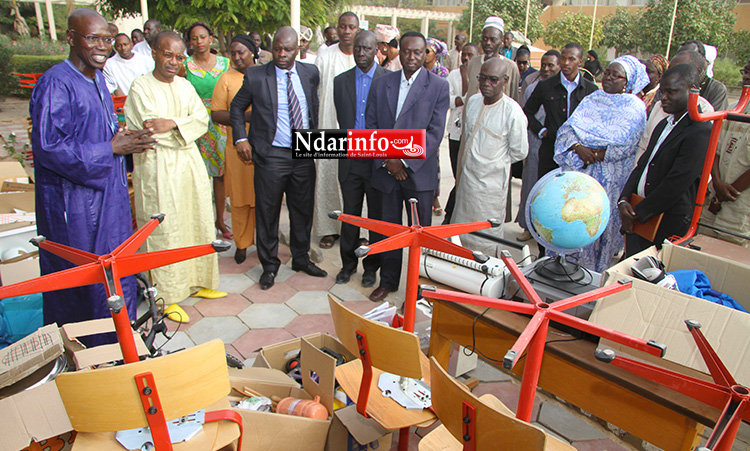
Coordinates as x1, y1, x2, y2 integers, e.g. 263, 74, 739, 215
447, 68, 463, 140
396, 67, 422, 120
636, 112, 688, 197
132, 40, 152, 58
560, 71, 580, 119
103, 52, 154, 94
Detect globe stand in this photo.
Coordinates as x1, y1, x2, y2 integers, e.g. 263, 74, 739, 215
535, 254, 585, 283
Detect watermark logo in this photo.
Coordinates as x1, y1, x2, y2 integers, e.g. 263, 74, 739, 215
293, 129, 426, 159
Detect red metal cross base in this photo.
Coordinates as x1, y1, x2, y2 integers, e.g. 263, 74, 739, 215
419, 251, 667, 422
0, 213, 229, 364
596, 320, 750, 451
330, 198, 500, 333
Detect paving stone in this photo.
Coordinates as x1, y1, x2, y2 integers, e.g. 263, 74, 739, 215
465, 358, 513, 383
218, 273, 255, 293
238, 303, 298, 329
285, 272, 335, 292
242, 280, 298, 304
278, 246, 292, 264
472, 381, 542, 421
537, 402, 608, 442
245, 263, 295, 283
225, 343, 242, 361
153, 331, 195, 354
570, 438, 631, 451
218, 254, 259, 274
232, 328, 295, 359
186, 316, 249, 345
284, 314, 336, 338
180, 296, 201, 306
532, 422, 571, 445
286, 291, 331, 315
329, 283, 369, 301
194, 293, 251, 317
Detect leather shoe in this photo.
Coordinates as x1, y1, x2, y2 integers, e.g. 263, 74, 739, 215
259, 271, 276, 290
361, 270, 377, 288
369, 286, 394, 302
292, 262, 328, 277
336, 269, 355, 284
234, 248, 247, 264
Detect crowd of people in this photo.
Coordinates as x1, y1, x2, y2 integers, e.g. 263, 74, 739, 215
30, 7, 748, 334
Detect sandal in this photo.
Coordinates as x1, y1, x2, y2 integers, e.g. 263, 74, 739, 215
319, 235, 336, 249
216, 221, 233, 240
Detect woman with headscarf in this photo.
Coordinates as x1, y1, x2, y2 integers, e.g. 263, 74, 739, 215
210, 34, 259, 264
425, 37, 449, 214
184, 22, 233, 239
639, 54, 668, 114
583, 50, 603, 82
553, 55, 650, 272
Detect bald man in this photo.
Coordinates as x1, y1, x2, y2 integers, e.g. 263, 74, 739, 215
453, 59, 528, 255
30, 8, 155, 343
132, 18, 161, 59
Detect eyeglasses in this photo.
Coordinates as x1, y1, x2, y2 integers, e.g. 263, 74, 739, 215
68, 29, 114, 45
602, 70, 627, 81
158, 50, 187, 63
477, 74, 505, 85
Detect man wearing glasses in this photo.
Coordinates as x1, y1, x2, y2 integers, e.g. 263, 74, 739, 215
125, 31, 225, 313
452, 58, 528, 255
29, 8, 156, 344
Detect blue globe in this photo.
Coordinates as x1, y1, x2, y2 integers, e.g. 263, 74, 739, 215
526, 170, 610, 252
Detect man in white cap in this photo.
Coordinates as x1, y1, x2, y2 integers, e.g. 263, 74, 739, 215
374, 24, 401, 71
313, 11, 360, 250
465, 17, 520, 104
298, 25, 316, 64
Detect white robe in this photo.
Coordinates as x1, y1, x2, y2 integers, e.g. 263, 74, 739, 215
124, 73, 219, 304
454, 94, 529, 256
313, 43, 355, 238
103, 52, 154, 94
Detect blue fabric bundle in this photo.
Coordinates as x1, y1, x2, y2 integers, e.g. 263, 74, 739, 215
669, 270, 748, 313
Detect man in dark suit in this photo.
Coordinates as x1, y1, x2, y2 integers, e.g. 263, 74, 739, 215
619, 64, 711, 257
365, 31, 450, 302
333, 30, 388, 286
523, 42, 598, 179
230, 26, 327, 290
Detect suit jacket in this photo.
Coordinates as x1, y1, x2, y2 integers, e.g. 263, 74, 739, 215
229, 61, 319, 165
620, 114, 711, 223
333, 64, 388, 182
523, 72, 598, 155
365, 68, 450, 194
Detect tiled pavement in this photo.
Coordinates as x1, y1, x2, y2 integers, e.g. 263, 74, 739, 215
5, 96, 750, 450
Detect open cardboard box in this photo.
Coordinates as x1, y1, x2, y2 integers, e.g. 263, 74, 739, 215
0, 324, 63, 390
253, 332, 355, 372
592, 242, 750, 386
0, 249, 39, 286
0, 381, 72, 451
60, 317, 150, 369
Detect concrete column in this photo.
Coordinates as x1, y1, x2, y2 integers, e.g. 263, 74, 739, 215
45, 0, 56, 41
34, 2, 44, 38
391, 13, 398, 28
140, 0, 149, 22
420, 16, 428, 36
447, 21, 453, 45
291, 0, 300, 34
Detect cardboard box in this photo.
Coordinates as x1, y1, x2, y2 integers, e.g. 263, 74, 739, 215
229, 340, 335, 451
0, 324, 63, 389
60, 318, 150, 369
602, 241, 750, 312
326, 405, 392, 451
0, 382, 72, 451
0, 250, 39, 286
0, 161, 30, 185
253, 332, 355, 372
0, 192, 35, 234
591, 278, 750, 387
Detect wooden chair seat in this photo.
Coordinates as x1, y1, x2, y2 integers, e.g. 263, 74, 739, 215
335, 350, 436, 430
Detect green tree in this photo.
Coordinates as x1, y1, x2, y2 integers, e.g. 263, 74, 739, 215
601, 8, 641, 57
728, 30, 750, 66
638, 0, 736, 56
543, 12, 603, 50
458, 0, 544, 44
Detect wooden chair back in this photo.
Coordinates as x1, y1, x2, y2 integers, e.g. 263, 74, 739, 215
55, 339, 230, 432
328, 295, 422, 379
429, 356, 550, 450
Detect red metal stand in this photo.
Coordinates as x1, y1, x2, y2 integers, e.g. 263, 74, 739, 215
596, 320, 750, 451
354, 330, 373, 418
135, 371, 173, 450
420, 251, 667, 422
671, 86, 750, 246
331, 199, 499, 332
461, 401, 477, 451
0, 213, 229, 364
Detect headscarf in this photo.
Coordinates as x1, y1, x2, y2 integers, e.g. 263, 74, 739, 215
374, 24, 400, 45
648, 54, 668, 78
483, 16, 505, 33
426, 38, 448, 59
231, 34, 259, 61
610, 55, 650, 94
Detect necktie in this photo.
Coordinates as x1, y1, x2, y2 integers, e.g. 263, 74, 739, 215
287, 71, 303, 130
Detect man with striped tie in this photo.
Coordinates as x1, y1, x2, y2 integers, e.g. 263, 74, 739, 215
230, 26, 326, 290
